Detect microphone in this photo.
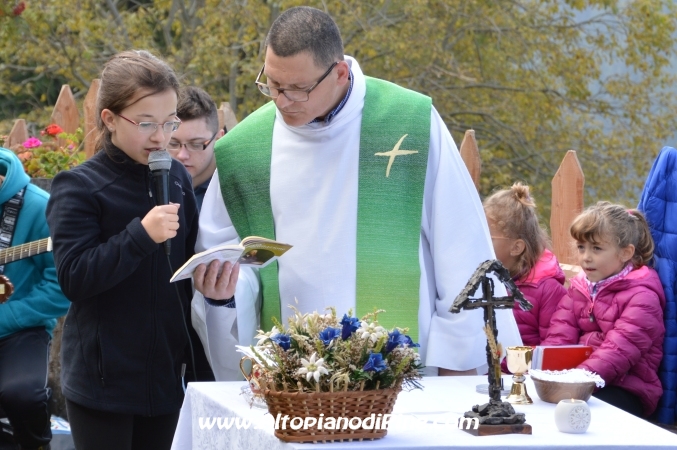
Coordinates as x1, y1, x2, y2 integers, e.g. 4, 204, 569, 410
148, 150, 173, 256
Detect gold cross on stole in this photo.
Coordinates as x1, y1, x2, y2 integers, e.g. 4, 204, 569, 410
374, 134, 419, 177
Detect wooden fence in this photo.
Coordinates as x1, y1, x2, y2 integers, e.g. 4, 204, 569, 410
459, 130, 584, 279
5, 82, 585, 270
4, 82, 239, 158
4, 82, 590, 260
8, 97, 586, 284
9, 88, 581, 249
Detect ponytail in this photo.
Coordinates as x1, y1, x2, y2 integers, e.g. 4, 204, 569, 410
628, 209, 654, 268
483, 182, 550, 277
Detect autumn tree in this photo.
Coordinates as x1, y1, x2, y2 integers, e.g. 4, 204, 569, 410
328, 0, 677, 214
2, 0, 676, 215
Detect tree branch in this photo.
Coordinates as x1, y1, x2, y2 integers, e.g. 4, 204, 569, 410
104, 0, 133, 49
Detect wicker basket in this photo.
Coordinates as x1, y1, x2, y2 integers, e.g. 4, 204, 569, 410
262, 384, 402, 443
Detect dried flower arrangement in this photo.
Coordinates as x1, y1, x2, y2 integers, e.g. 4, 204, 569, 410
249, 307, 423, 394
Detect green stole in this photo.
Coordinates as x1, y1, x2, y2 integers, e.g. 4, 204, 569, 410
215, 77, 431, 341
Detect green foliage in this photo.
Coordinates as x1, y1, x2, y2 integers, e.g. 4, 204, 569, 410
1, 0, 677, 217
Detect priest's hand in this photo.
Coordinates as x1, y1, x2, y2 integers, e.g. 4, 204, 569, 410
194, 260, 240, 301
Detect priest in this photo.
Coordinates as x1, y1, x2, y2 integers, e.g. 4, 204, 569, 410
191, 6, 521, 380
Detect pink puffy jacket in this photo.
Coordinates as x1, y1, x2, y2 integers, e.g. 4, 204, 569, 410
542, 266, 666, 416
513, 249, 567, 346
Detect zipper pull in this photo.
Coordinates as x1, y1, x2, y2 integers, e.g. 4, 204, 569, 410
589, 313, 594, 322
149, 189, 153, 198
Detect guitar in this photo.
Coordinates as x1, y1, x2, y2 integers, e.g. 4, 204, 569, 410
0, 237, 53, 303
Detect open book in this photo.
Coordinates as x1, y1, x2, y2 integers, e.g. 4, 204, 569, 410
531, 345, 592, 371
170, 236, 292, 282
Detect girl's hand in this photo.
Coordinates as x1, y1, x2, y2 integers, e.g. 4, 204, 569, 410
582, 331, 604, 349
141, 203, 180, 243
194, 260, 239, 301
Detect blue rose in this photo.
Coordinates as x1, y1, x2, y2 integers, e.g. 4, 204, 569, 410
319, 327, 341, 346
385, 329, 420, 353
270, 333, 291, 351
340, 314, 360, 340
362, 351, 387, 373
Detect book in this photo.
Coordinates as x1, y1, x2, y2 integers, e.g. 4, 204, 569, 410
170, 236, 292, 282
531, 345, 593, 371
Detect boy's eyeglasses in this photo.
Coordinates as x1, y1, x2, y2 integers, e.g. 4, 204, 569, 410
117, 113, 181, 134
255, 62, 338, 102
167, 131, 219, 152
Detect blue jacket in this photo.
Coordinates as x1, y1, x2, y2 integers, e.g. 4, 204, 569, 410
0, 147, 69, 339
638, 146, 677, 424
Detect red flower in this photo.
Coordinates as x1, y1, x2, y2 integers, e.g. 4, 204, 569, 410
12, 1, 26, 16
43, 124, 64, 137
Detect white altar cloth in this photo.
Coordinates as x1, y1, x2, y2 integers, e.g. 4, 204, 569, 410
171, 375, 677, 450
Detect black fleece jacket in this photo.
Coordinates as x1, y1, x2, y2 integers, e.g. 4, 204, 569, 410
46, 145, 199, 416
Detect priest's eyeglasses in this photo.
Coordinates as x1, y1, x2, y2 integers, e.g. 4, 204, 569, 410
117, 113, 181, 134
255, 62, 339, 102
167, 131, 219, 152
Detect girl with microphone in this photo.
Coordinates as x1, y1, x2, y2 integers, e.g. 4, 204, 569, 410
46, 51, 226, 449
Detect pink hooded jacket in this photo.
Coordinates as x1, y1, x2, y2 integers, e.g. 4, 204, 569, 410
513, 249, 567, 346
542, 266, 666, 416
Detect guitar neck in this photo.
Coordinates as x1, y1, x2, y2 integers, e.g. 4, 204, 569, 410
0, 237, 52, 265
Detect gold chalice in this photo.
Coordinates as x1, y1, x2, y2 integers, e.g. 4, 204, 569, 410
505, 346, 533, 405
239, 356, 268, 408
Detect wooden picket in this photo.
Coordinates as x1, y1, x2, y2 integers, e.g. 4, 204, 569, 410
50, 85, 80, 134
83, 79, 100, 158
550, 150, 585, 266
218, 102, 239, 132
6, 119, 28, 148
459, 129, 481, 190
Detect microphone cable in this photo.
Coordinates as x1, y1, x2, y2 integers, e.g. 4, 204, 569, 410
165, 253, 198, 390
148, 151, 197, 389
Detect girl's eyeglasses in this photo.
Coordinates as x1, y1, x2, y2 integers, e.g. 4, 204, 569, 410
117, 113, 181, 134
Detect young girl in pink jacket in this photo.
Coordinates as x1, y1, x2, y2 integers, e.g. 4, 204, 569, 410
484, 183, 567, 346
542, 201, 665, 417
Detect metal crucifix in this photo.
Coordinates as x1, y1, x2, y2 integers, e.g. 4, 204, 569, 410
450, 260, 532, 402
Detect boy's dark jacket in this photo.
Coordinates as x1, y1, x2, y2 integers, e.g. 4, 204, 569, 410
47, 146, 199, 415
